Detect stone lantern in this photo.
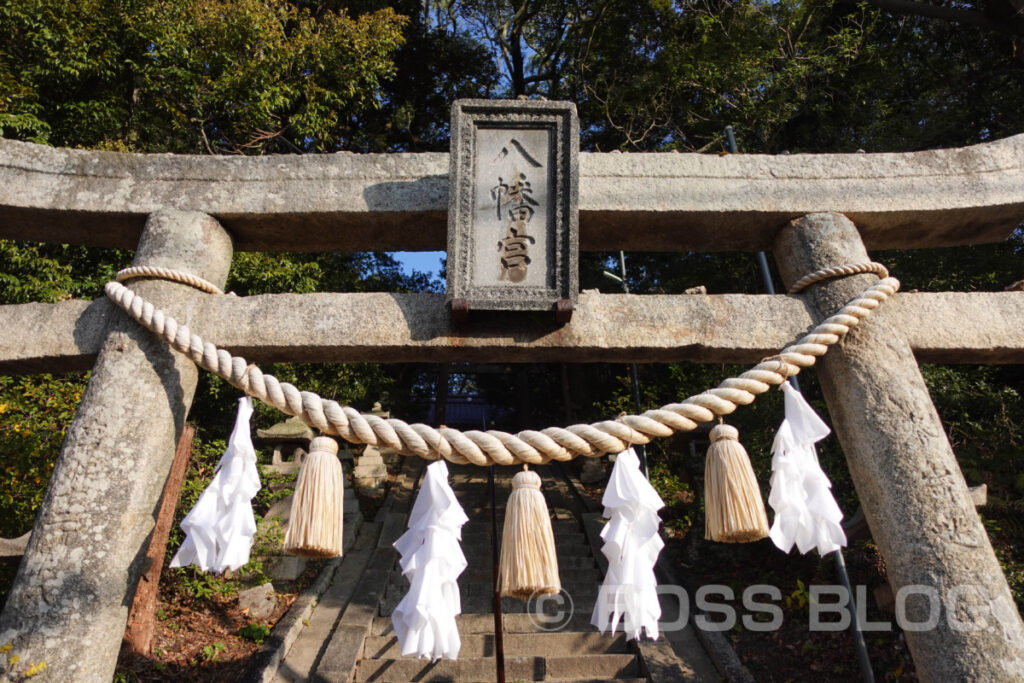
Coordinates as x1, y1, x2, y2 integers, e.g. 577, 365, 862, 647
353, 402, 390, 489
257, 415, 314, 476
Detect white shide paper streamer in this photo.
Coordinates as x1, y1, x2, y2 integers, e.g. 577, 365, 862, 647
768, 381, 847, 556
592, 447, 665, 640
171, 396, 261, 573
392, 460, 470, 660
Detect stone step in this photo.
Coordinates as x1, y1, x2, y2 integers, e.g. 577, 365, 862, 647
385, 559, 600, 583
531, 680, 646, 683
387, 528, 589, 548
449, 569, 596, 592
352, 463, 709, 683
379, 584, 597, 618
363, 631, 629, 659
460, 508, 578, 522
457, 543, 594, 560
371, 613, 606, 637
552, 554, 597, 569
379, 595, 584, 618
384, 582, 602, 604
462, 520, 581, 534
353, 653, 640, 682
457, 553, 595, 571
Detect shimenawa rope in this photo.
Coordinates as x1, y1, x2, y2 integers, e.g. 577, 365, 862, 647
788, 261, 889, 294
117, 266, 224, 295
104, 268, 899, 466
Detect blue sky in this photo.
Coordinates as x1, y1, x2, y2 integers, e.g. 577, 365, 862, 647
390, 251, 446, 285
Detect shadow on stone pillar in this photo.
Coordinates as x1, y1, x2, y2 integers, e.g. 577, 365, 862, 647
774, 212, 1024, 681
0, 211, 233, 682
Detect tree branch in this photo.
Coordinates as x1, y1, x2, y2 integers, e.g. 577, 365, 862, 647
836, 0, 1008, 33
523, 71, 556, 84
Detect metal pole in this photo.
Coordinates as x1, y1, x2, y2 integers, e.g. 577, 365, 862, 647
755, 251, 774, 294
489, 465, 506, 683
834, 543, 875, 682
727, 124, 875, 683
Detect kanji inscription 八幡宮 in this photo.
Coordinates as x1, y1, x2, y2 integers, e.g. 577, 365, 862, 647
446, 99, 578, 315
490, 142, 540, 283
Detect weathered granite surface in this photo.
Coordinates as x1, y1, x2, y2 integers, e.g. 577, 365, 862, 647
0, 211, 233, 683
2, 289, 1023, 373
774, 213, 1024, 683
1, 133, 1022, 251
0, 298, 113, 373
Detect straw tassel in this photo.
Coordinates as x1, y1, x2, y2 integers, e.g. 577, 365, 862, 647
704, 423, 770, 543
285, 436, 344, 558
499, 467, 561, 599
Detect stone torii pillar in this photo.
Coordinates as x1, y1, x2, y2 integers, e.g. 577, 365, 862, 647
774, 213, 1024, 682
0, 211, 233, 682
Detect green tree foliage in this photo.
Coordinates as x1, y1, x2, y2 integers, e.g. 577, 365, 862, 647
349, 0, 501, 150
432, 0, 1024, 153
0, 375, 82, 538
0, 241, 126, 303
560, 0, 1024, 153
566, 0, 881, 151
1, 0, 406, 152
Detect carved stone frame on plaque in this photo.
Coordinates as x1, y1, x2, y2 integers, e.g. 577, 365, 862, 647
446, 99, 579, 318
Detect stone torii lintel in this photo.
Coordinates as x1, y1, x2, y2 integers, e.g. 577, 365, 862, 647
1, 133, 1023, 253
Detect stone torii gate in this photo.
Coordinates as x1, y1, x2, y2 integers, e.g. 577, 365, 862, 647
1, 133, 1024, 681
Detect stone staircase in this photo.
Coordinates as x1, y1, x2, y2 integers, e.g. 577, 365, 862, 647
261, 458, 720, 682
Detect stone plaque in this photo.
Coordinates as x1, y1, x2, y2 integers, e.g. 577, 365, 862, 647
447, 99, 579, 314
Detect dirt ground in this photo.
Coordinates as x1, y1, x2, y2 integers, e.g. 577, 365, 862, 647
115, 560, 324, 682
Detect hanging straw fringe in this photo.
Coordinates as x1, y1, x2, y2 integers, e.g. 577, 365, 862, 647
499, 468, 561, 599
285, 436, 344, 558
704, 424, 770, 543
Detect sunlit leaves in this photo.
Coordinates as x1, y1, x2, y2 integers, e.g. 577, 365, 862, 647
1, 0, 407, 153
0, 373, 86, 536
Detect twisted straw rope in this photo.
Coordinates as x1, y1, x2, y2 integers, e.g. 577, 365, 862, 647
788, 262, 889, 294
103, 273, 899, 466
116, 266, 224, 295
